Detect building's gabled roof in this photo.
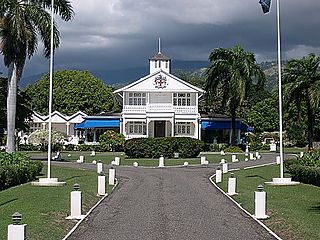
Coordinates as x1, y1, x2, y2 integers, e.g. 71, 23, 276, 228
113, 69, 205, 94
68, 111, 87, 122
149, 52, 170, 61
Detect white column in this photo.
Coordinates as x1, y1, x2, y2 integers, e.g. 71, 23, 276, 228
222, 163, 228, 173
254, 185, 268, 219
93, 129, 97, 143
67, 184, 83, 219
227, 174, 237, 196
98, 175, 106, 196
7, 213, 26, 240
84, 129, 88, 143
215, 169, 222, 183
171, 118, 174, 137
109, 168, 115, 185
194, 120, 198, 139
66, 122, 70, 136
42, 122, 46, 130
237, 129, 241, 144
158, 156, 165, 168
97, 162, 103, 174
146, 118, 149, 137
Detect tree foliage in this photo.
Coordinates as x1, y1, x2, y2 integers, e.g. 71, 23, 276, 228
205, 45, 265, 145
247, 91, 279, 133
283, 53, 320, 149
0, 0, 74, 152
24, 70, 119, 115
0, 77, 33, 132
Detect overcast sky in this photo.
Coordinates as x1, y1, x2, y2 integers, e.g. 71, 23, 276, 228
1, 0, 320, 77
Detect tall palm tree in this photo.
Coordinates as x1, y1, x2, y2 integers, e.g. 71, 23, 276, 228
283, 53, 320, 150
0, 0, 74, 152
205, 45, 265, 145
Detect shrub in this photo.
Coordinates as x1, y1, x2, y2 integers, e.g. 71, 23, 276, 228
285, 150, 320, 186
125, 137, 204, 158
27, 129, 66, 151
209, 143, 228, 152
0, 152, 43, 190
224, 146, 243, 153
99, 130, 125, 152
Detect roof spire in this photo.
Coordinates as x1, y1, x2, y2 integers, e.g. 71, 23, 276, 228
158, 37, 161, 54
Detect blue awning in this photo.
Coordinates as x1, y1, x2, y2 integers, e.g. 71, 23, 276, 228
75, 119, 120, 129
201, 120, 253, 132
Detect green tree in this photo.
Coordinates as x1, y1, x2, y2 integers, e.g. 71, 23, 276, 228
205, 45, 265, 145
0, 76, 33, 132
25, 70, 118, 115
0, 0, 74, 152
283, 53, 320, 149
247, 92, 279, 133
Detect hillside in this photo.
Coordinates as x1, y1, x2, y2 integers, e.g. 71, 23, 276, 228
20, 60, 281, 91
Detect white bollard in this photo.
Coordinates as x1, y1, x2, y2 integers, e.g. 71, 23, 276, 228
245, 158, 248, 161
67, 184, 83, 219
7, 213, 27, 240
92, 160, 97, 164
220, 159, 226, 164
249, 153, 254, 160
183, 161, 189, 167
227, 173, 237, 196
245, 145, 249, 155
158, 156, 165, 168
220, 150, 225, 156
97, 161, 103, 174
300, 152, 304, 158
276, 156, 281, 165
90, 150, 96, 156
254, 185, 268, 219
114, 157, 120, 166
109, 167, 115, 186
79, 155, 84, 163
98, 175, 106, 196
231, 155, 238, 162
133, 162, 139, 167
200, 156, 206, 165
255, 151, 259, 158
222, 163, 228, 174
215, 168, 222, 183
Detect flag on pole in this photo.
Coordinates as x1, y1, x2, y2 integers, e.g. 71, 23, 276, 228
259, 0, 272, 14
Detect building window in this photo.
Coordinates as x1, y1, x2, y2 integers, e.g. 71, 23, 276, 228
173, 93, 191, 106
155, 61, 157, 68
127, 121, 146, 135
165, 61, 168, 68
128, 92, 146, 105
175, 122, 192, 135
159, 61, 161, 68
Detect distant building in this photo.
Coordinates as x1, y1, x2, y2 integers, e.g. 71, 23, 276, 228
75, 41, 252, 144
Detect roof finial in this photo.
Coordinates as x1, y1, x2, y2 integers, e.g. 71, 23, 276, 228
158, 37, 161, 54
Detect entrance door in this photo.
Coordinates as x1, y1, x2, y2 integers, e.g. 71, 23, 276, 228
154, 121, 166, 137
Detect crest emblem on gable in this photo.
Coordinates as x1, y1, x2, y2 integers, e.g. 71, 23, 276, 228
154, 74, 167, 89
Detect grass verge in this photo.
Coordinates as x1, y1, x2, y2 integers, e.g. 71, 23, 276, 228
217, 164, 320, 240
23, 151, 248, 166
0, 165, 111, 240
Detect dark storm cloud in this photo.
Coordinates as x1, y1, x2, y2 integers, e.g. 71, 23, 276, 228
1, 0, 320, 78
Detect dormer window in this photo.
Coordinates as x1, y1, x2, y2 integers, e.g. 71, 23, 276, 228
155, 61, 157, 68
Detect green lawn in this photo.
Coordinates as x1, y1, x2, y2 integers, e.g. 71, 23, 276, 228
217, 165, 320, 240
23, 151, 249, 166
0, 165, 111, 240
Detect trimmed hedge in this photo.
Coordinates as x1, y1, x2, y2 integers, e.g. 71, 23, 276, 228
124, 137, 204, 158
286, 164, 320, 187
285, 150, 320, 186
0, 153, 43, 191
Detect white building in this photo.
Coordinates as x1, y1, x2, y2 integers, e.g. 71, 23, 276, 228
113, 45, 205, 139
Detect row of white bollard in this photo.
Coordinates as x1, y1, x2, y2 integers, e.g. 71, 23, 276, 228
215, 159, 268, 220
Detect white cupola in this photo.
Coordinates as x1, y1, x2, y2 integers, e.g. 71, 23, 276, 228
149, 38, 171, 74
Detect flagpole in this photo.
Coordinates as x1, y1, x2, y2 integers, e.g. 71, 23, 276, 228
276, 0, 284, 179
47, 0, 55, 179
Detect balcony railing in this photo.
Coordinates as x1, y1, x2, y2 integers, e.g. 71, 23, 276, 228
123, 104, 198, 114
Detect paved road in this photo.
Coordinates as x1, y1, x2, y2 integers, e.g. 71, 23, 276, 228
57, 155, 282, 240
